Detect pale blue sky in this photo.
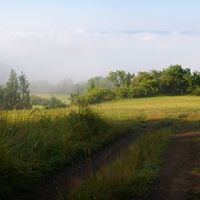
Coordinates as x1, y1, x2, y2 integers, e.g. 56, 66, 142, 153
0, 1, 200, 83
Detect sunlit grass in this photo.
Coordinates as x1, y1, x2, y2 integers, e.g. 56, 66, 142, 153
1, 96, 200, 199
66, 128, 173, 200
93, 96, 200, 121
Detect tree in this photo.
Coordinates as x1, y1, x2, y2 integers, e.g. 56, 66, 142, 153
88, 79, 96, 91
0, 86, 5, 109
187, 71, 200, 95
131, 71, 159, 97
4, 69, 20, 109
85, 76, 114, 92
108, 70, 134, 88
1, 69, 32, 110
18, 72, 32, 109
160, 65, 190, 95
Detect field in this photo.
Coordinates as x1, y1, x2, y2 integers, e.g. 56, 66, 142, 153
31, 93, 71, 105
1, 96, 200, 199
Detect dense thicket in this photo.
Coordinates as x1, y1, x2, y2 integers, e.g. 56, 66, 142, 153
71, 65, 200, 105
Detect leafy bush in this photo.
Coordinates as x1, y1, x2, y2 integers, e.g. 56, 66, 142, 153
43, 96, 67, 109
31, 95, 67, 109
192, 87, 200, 95
114, 87, 132, 99
67, 105, 108, 139
70, 88, 115, 105
31, 95, 47, 105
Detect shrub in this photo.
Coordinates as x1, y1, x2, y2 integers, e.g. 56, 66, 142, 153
70, 88, 115, 105
114, 87, 132, 99
42, 96, 67, 109
67, 104, 108, 139
192, 87, 200, 95
31, 95, 47, 105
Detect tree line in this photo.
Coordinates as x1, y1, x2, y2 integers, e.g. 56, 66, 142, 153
0, 69, 70, 110
72, 65, 200, 105
1, 65, 200, 109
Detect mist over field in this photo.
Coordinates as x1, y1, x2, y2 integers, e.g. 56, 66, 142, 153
1, 30, 200, 85
1, 1, 200, 86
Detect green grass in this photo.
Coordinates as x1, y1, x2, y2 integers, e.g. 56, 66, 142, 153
1, 96, 200, 199
66, 128, 172, 200
31, 93, 71, 105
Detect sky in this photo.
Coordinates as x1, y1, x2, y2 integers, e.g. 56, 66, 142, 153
1, 0, 200, 83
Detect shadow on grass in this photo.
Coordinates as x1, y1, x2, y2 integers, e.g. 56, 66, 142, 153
12, 116, 200, 200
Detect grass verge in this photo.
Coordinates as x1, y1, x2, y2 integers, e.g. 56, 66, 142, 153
1, 96, 200, 199
65, 128, 172, 200
0, 105, 112, 199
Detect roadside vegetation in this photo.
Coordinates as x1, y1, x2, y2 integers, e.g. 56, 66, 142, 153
0, 96, 200, 199
0, 104, 110, 199
61, 96, 200, 199
1, 66, 200, 199
66, 128, 172, 200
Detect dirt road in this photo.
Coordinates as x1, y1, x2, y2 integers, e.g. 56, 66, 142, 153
148, 132, 200, 200
16, 131, 200, 200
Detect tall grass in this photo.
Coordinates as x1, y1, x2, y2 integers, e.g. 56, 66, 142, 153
1, 96, 200, 199
66, 128, 173, 200
0, 105, 110, 199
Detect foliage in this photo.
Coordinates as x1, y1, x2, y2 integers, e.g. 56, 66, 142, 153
131, 71, 159, 97
85, 76, 114, 92
114, 87, 132, 99
0, 69, 32, 110
68, 93, 79, 105
2, 96, 200, 198
187, 71, 200, 94
107, 70, 134, 88
69, 65, 200, 104
0, 86, 5, 108
160, 65, 191, 95
31, 95, 48, 105
42, 95, 67, 109
101, 65, 200, 100
66, 104, 108, 139
18, 72, 31, 109
70, 88, 115, 105
192, 86, 200, 95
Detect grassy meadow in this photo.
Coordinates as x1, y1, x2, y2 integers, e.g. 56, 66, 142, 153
64, 96, 200, 199
1, 96, 200, 199
31, 93, 71, 105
